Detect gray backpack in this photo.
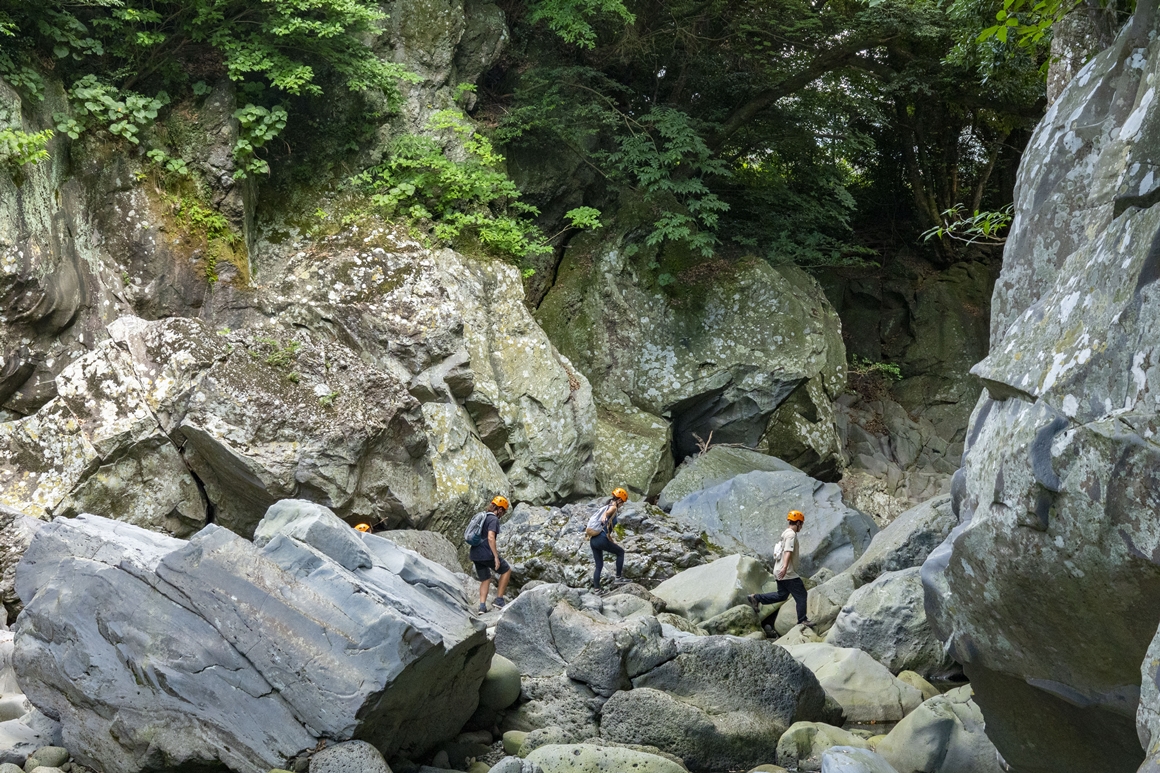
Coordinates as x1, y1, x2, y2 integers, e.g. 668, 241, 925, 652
464, 512, 489, 547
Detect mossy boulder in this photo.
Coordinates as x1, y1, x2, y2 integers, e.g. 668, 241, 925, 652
536, 230, 846, 483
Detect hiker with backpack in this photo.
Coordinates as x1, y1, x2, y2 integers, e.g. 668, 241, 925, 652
586, 488, 630, 590
465, 495, 512, 613
746, 510, 814, 630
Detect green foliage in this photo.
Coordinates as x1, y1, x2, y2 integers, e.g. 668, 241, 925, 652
354, 111, 553, 261
922, 204, 1013, 245
527, 0, 636, 47
849, 356, 902, 382
0, 0, 413, 181
0, 106, 52, 170
53, 75, 168, 144
979, 0, 1078, 45
233, 103, 288, 178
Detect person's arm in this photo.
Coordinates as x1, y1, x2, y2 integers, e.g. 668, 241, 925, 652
489, 527, 500, 569
602, 504, 618, 544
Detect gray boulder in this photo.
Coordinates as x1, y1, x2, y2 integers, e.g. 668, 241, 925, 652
825, 568, 956, 679
658, 448, 800, 511
489, 757, 543, 773
0, 710, 61, 766
920, 18, 1160, 773
524, 744, 684, 773
820, 747, 899, 773
874, 687, 1004, 773
13, 506, 491, 773
380, 529, 464, 573
780, 644, 922, 722
537, 230, 847, 481
669, 470, 876, 576
309, 741, 391, 773
844, 496, 955, 587
652, 555, 772, 624
600, 637, 840, 772
776, 722, 870, 772
498, 500, 718, 590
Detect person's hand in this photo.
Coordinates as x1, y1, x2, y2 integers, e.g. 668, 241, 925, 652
494, 558, 501, 570
776, 568, 786, 580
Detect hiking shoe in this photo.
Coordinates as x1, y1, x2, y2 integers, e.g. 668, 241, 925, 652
494, 596, 508, 609
612, 577, 629, 586
746, 594, 761, 612
801, 618, 817, 629
478, 602, 487, 614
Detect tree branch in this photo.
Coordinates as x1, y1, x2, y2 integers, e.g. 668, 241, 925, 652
710, 35, 894, 149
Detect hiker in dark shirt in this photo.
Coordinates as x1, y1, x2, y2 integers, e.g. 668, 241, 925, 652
470, 496, 512, 613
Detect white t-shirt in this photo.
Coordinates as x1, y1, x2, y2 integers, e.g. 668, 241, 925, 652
779, 527, 800, 580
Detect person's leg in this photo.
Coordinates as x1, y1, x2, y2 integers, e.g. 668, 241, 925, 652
610, 542, 626, 578
752, 583, 790, 605
591, 540, 604, 588
495, 559, 512, 607
788, 578, 808, 624
475, 562, 492, 610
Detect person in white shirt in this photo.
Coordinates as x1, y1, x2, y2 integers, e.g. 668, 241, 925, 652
746, 510, 814, 629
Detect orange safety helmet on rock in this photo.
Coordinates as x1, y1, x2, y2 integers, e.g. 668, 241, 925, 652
612, 488, 629, 502
787, 510, 805, 523
354, 523, 371, 532
491, 495, 511, 510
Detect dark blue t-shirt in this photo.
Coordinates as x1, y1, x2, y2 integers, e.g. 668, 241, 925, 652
469, 513, 500, 562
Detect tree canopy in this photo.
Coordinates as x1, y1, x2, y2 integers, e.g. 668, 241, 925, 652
0, 0, 1088, 268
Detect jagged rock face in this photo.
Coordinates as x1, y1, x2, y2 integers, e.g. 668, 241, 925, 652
536, 231, 847, 487
922, 22, 1160, 773
13, 505, 492, 773
1, 216, 597, 538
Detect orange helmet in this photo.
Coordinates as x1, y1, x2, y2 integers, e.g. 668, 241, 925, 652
354, 523, 371, 532
787, 510, 805, 523
491, 495, 511, 510
612, 488, 629, 502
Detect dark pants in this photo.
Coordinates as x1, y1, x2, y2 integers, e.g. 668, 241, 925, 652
590, 532, 625, 587
754, 577, 808, 624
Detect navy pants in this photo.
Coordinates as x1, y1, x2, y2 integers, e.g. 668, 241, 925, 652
590, 532, 625, 587
754, 577, 808, 624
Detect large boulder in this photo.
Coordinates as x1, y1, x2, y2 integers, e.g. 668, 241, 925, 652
12, 504, 492, 773
536, 232, 847, 481
825, 567, 956, 679
844, 495, 955, 586
874, 687, 1005, 773
657, 448, 800, 511
820, 747, 900, 773
498, 500, 718, 590
669, 471, 877, 576
600, 637, 840, 772
780, 644, 922, 722
920, 18, 1160, 773
494, 584, 677, 740
652, 554, 772, 624
524, 743, 684, 773
594, 407, 674, 499
775, 722, 870, 772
